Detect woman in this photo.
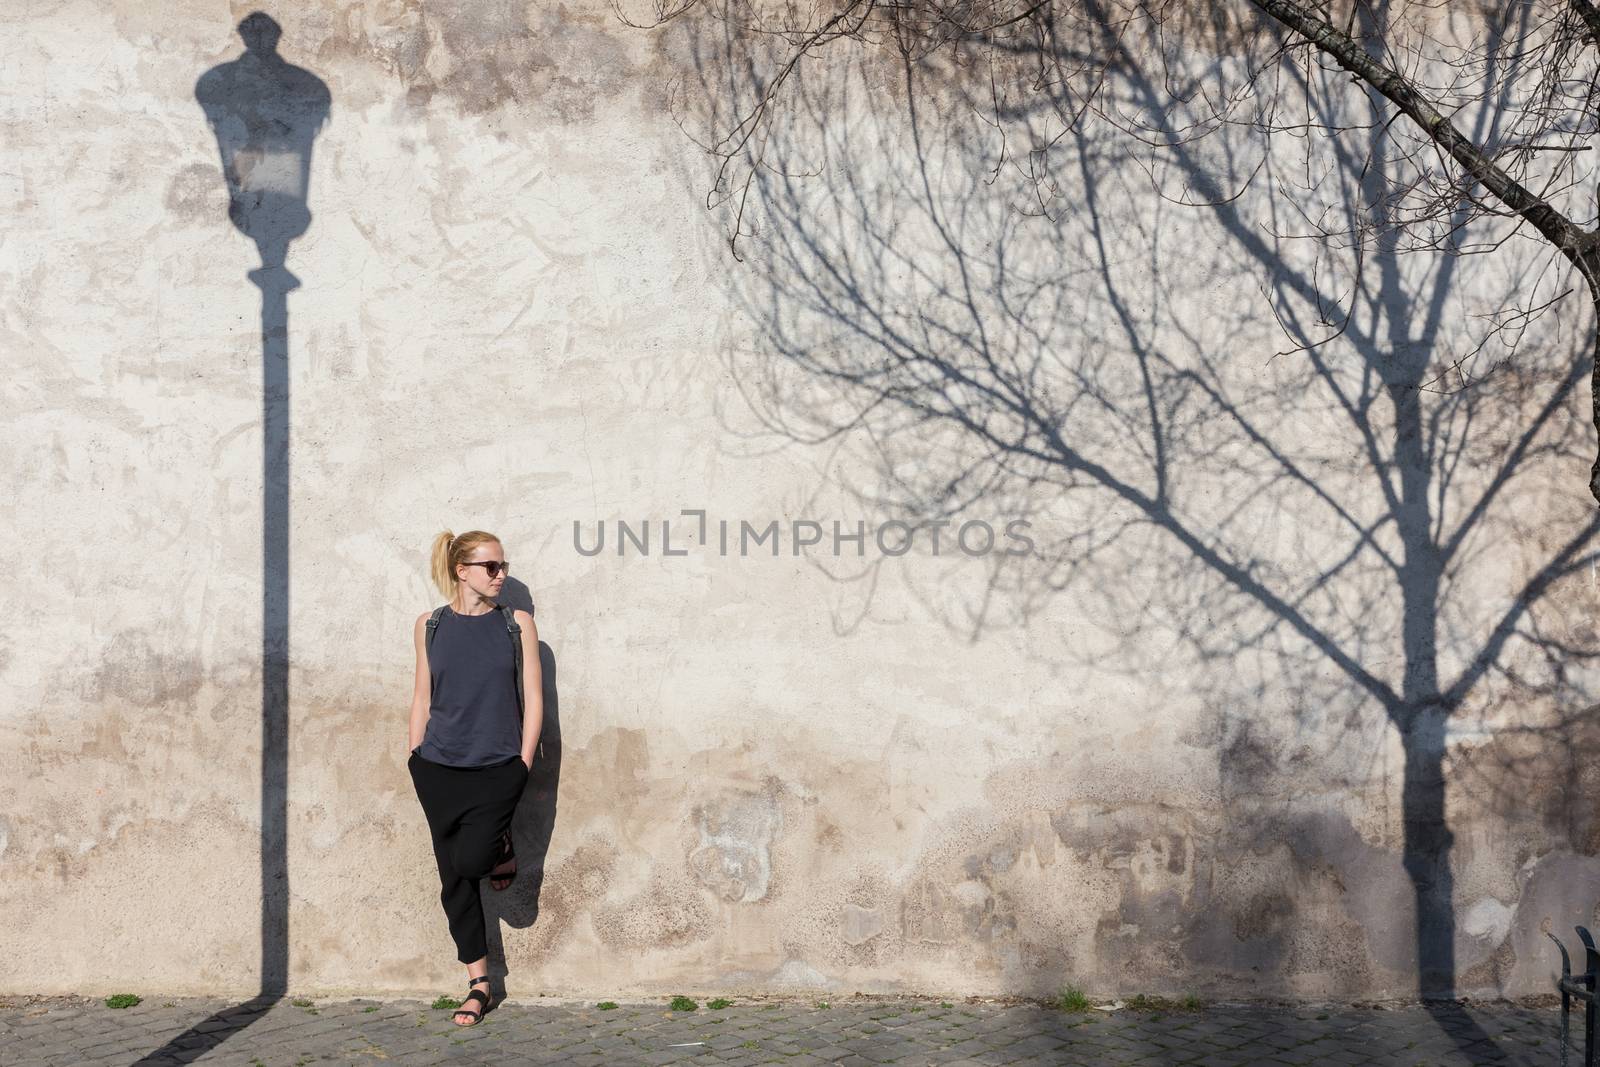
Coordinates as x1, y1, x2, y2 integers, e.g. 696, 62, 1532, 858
408, 529, 542, 1027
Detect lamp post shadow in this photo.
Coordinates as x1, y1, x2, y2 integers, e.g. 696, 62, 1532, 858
135, 13, 329, 1063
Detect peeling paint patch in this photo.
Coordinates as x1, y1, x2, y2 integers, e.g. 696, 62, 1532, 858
900, 878, 960, 946
766, 959, 830, 989
841, 902, 885, 946
1462, 897, 1513, 945
688, 788, 781, 902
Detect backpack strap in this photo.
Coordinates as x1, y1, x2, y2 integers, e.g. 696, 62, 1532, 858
498, 604, 524, 717
499, 604, 541, 758
424, 605, 448, 663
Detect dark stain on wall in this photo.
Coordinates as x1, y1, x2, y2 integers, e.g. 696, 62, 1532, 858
316, 1, 647, 120
165, 162, 227, 225
1231, 888, 1293, 943
82, 629, 206, 710
593, 871, 712, 949
522, 837, 619, 953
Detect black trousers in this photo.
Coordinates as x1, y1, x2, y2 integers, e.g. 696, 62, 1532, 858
408, 750, 528, 964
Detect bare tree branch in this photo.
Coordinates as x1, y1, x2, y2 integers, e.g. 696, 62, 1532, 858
1570, 0, 1600, 50
1250, 0, 1595, 267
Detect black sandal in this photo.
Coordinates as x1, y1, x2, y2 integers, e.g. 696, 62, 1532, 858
488, 829, 517, 891
453, 976, 492, 1026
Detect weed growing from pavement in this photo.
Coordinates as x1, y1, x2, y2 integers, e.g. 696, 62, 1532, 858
1056, 987, 1090, 1013
596, 1001, 618, 1010
707, 998, 731, 1009
669, 996, 697, 1012
430, 995, 461, 1010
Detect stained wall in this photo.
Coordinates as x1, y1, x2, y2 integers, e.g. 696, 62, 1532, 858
2, 1, 1598, 1001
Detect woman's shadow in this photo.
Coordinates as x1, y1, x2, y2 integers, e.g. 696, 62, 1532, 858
485, 576, 563, 973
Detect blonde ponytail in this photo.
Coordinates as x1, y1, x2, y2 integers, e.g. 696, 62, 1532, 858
429, 529, 502, 602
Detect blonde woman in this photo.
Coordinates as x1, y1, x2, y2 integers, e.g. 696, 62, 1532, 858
408, 529, 542, 1027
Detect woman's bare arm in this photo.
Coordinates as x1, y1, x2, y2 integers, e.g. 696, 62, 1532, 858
516, 609, 543, 767
408, 612, 431, 752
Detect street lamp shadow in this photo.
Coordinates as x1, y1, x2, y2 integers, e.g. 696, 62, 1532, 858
136, 13, 330, 1065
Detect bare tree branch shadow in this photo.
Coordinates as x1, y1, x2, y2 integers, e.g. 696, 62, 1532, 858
662, 5, 1600, 1051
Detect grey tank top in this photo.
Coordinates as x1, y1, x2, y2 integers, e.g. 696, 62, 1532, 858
419, 605, 523, 768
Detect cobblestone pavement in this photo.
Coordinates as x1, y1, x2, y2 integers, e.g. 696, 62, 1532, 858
0, 992, 1569, 1066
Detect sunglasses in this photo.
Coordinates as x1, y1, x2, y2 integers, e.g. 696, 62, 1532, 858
460, 560, 510, 578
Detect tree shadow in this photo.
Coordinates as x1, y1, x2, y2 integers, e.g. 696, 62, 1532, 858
665, 3, 1600, 1048
136, 12, 329, 1065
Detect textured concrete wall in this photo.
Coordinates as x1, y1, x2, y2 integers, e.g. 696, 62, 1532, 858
2, 1, 1598, 1002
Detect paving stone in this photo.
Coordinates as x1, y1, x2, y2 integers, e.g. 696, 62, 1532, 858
0, 996, 1571, 1065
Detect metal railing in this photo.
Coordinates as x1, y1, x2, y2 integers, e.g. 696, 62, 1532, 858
1550, 925, 1599, 1067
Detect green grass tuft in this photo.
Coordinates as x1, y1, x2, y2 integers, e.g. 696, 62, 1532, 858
707, 998, 732, 1010
431, 995, 461, 1010
669, 995, 698, 1012
597, 1001, 618, 1011
104, 994, 141, 1010
1055, 986, 1090, 1013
